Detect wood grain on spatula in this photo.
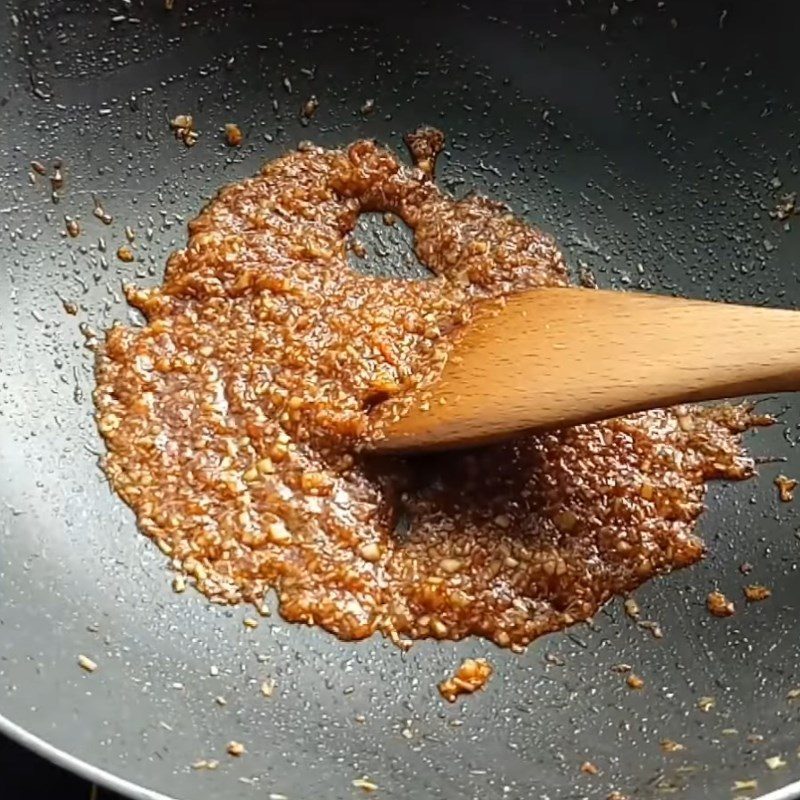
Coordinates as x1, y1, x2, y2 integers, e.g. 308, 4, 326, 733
374, 287, 800, 452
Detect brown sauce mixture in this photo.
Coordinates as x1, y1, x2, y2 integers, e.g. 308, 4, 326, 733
94, 129, 765, 649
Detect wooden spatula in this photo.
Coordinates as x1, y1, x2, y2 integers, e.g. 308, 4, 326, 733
373, 287, 800, 452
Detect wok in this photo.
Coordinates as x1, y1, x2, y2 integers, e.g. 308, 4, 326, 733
1, 1, 799, 798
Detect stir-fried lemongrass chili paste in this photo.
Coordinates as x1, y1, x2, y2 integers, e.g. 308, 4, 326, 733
94, 129, 766, 648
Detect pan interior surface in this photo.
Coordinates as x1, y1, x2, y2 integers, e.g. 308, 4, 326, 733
1, 2, 799, 799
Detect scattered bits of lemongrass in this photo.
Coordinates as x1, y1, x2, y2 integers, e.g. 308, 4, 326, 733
744, 585, 771, 602
706, 590, 735, 617
438, 657, 493, 702
352, 777, 378, 793
766, 756, 787, 770
626, 673, 644, 690
775, 474, 798, 502
117, 246, 134, 263
224, 123, 243, 147
78, 654, 98, 672
697, 696, 715, 712
243, 617, 259, 629
192, 759, 219, 770
623, 597, 640, 619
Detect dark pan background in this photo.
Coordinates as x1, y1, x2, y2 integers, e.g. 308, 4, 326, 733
1, 1, 799, 799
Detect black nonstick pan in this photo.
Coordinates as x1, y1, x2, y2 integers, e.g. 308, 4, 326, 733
1, 1, 799, 799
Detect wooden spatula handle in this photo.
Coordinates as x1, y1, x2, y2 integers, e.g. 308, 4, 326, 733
376, 288, 800, 451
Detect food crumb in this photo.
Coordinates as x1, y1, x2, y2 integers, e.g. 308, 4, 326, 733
256, 600, 271, 617
170, 114, 199, 147
260, 679, 275, 698
117, 246, 134, 263
78, 654, 98, 672
438, 657, 493, 702
93, 199, 113, 225
360, 98, 375, 115
65, 216, 80, 238
580, 761, 599, 775
660, 739, 685, 753
352, 778, 378, 793
301, 96, 319, 121
215, 696, 227, 706
697, 696, 715, 712
243, 617, 259, 629
544, 652, 565, 667
350, 239, 367, 258
787, 688, 800, 701
51, 166, 64, 191
62, 300, 78, 316
224, 123, 243, 147
775, 474, 798, 502
226, 741, 245, 757
623, 597, 640, 619
707, 590, 735, 617
607, 793, 628, 800
766, 755, 787, 770
172, 574, 186, 593
732, 779, 758, 792
637, 620, 664, 639
771, 192, 797, 221
626, 673, 644, 690
743, 584, 771, 602
191, 759, 219, 770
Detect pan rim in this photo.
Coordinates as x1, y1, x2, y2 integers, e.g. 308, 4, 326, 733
2, 708, 800, 800
0, 712, 176, 800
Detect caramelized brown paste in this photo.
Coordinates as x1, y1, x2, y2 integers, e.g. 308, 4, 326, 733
94, 129, 764, 648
